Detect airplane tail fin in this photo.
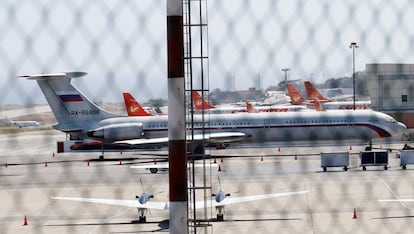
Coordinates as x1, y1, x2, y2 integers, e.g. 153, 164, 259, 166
4, 116, 13, 125
246, 100, 257, 113
19, 72, 118, 133
313, 99, 325, 111
286, 83, 306, 105
304, 81, 329, 101
122, 92, 152, 116
192, 91, 215, 110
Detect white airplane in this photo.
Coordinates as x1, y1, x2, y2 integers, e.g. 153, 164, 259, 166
51, 180, 309, 222
193, 91, 309, 113
4, 116, 40, 128
303, 81, 372, 110
20, 72, 406, 152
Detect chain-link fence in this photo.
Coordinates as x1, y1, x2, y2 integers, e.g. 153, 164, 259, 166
1, 0, 414, 233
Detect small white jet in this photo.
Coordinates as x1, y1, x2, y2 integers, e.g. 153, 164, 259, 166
52, 184, 308, 222
4, 116, 40, 128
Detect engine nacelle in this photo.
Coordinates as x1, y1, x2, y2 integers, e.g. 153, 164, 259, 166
87, 123, 144, 141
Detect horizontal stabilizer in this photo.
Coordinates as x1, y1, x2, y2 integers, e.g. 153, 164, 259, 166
18, 72, 87, 80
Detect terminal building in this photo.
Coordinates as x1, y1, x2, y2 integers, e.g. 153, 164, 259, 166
366, 63, 414, 129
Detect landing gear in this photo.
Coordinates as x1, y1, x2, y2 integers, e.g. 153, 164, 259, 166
99, 143, 105, 160
139, 216, 147, 223
138, 208, 147, 223
216, 214, 224, 221
149, 168, 158, 174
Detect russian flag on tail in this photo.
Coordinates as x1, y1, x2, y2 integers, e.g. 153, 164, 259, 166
59, 94, 83, 102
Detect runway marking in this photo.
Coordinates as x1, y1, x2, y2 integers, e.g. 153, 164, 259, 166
378, 177, 414, 210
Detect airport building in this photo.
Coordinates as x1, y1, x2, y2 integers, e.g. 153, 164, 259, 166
366, 63, 414, 129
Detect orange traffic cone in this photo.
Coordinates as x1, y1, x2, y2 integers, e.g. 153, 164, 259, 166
220, 157, 223, 163
213, 157, 216, 163
349, 145, 352, 150
294, 155, 297, 160
278, 146, 281, 152
260, 156, 263, 161
87, 161, 90, 166
52, 152, 55, 157
44, 162, 48, 167
218, 164, 222, 172
153, 158, 157, 165
119, 160, 123, 165
120, 150, 123, 155
352, 208, 357, 219
4, 162, 7, 168
23, 215, 28, 226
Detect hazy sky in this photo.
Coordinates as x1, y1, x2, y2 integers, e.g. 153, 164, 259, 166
1, 0, 413, 105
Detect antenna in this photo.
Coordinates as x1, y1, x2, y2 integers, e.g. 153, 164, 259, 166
140, 178, 145, 193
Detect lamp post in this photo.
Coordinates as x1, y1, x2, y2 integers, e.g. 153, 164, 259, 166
281, 68, 290, 92
349, 42, 359, 110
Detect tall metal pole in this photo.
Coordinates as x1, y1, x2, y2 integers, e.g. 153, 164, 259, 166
167, 0, 187, 233
281, 68, 289, 92
349, 42, 358, 111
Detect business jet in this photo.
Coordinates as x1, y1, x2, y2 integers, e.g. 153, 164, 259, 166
20, 72, 406, 152
4, 116, 40, 128
303, 81, 371, 110
51, 181, 309, 222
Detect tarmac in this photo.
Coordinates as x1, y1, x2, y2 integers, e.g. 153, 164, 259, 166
1, 129, 414, 233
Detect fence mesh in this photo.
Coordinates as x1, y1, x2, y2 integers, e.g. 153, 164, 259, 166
1, 0, 414, 233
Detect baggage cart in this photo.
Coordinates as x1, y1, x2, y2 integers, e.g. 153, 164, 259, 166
400, 150, 414, 169
360, 150, 388, 171
321, 152, 349, 172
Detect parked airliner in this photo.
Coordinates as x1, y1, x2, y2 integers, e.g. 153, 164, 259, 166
303, 81, 372, 110
4, 116, 40, 128
20, 72, 406, 150
122, 92, 154, 116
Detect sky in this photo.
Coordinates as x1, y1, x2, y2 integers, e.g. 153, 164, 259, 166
1, 0, 414, 105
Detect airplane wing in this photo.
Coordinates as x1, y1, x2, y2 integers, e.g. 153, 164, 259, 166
116, 132, 250, 146
51, 196, 169, 210
378, 199, 414, 202
194, 191, 309, 209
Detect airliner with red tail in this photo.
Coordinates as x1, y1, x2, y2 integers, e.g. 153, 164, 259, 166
304, 81, 371, 110
123, 92, 153, 116
193, 91, 308, 113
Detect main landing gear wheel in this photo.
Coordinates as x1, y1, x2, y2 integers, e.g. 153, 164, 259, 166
149, 168, 158, 174
362, 166, 366, 171
139, 216, 147, 223
99, 155, 104, 160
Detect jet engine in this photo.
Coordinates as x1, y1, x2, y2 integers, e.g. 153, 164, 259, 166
87, 123, 144, 141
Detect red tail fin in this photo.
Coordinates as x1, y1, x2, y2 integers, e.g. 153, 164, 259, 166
286, 83, 305, 105
304, 81, 329, 101
313, 99, 325, 111
123, 92, 153, 116
192, 91, 215, 110
246, 100, 257, 113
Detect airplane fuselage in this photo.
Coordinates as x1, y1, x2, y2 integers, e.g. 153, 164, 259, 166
90, 110, 406, 142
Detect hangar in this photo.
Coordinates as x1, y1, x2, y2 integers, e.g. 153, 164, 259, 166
366, 63, 414, 129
